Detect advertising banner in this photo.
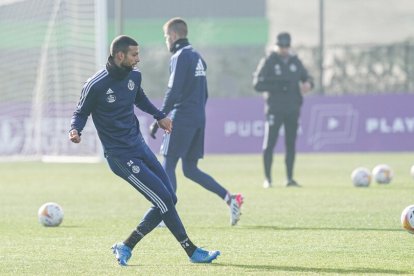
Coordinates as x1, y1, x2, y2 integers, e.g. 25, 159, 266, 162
1, 94, 413, 157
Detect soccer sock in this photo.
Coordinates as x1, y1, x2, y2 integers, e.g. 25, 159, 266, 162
180, 238, 197, 257
124, 229, 144, 250
224, 192, 231, 205
124, 207, 163, 249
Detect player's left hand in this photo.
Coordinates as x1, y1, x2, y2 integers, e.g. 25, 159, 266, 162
69, 129, 81, 143
157, 117, 172, 134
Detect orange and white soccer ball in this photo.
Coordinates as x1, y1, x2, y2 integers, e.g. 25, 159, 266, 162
401, 205, 414, 234
351, 167, 371, 187
38, 202, 64, 227
372, 164, 393, 184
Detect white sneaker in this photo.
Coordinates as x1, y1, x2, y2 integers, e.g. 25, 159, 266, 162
263, 180, 272, 188
229, 194, 244, 226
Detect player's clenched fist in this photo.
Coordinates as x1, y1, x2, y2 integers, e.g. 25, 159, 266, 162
157, 117, 172, 134
69, 129, 81, 143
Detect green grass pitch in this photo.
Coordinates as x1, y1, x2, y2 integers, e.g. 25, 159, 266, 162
1, 153, 413, 275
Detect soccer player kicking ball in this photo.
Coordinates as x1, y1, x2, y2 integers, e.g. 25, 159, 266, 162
69, 35, 219, 266
149, 17, 244, 226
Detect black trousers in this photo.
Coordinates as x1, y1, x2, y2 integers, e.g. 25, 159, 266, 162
262, 110, 300, 182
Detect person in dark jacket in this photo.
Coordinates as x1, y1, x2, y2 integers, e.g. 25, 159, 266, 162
69, 35, 220, 266
149, 17, 243, 226
253, 32, 313, 188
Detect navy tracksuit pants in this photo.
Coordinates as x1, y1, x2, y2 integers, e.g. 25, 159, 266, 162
106, 143, 188, 243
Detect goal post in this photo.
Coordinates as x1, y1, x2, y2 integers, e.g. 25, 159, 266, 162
0, 0, 107, 162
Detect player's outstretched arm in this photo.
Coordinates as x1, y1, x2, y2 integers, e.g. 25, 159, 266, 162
69, 129, 81, 143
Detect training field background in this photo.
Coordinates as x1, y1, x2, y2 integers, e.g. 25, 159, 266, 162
1, 153, 413, 275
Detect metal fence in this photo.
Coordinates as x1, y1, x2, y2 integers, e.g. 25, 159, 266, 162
139, 39, 414, 98
297, 39, 414, 95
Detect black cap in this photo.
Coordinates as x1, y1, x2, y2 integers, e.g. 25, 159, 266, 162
276, 32, 291, 47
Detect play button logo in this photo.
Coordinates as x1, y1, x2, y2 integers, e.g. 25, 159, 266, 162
307, 104, 359, 150
327, 117, 339, 130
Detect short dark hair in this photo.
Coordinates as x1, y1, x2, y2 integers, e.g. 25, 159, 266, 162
110, 35, 138, 57
163, 17, 188, 38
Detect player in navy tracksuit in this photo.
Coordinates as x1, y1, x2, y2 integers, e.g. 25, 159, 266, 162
69, 35, 219, 266
149, 18, 243, 226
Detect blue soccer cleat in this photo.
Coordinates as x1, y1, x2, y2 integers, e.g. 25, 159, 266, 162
190, 247, 220, 263
111, 242, 132, 266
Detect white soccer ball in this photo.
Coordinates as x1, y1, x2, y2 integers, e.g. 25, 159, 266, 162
38, 202, 64, 227
401, 205, 414, 234
372, 164, 393, 184
351, 167, 371, 187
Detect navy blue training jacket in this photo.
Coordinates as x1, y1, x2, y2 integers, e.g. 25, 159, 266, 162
71, 57, 165, 157
161, 39, 208, 127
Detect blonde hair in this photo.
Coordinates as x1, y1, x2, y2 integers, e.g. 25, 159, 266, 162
163, 17, 188, 38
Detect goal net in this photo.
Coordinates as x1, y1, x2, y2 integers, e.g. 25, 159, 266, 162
0, 0, 107, 162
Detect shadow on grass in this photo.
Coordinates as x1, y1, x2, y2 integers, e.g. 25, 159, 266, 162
58, 225, 82, 228
214, 263, 409, 274
240, 225, 401, 232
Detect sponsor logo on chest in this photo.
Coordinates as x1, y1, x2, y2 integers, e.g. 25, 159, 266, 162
274, 63, 297, 75
106, 94, 116, 103
274, 64, 282, 75
106, 88, 116, 103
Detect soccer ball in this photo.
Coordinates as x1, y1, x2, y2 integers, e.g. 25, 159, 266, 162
372, 164, 393, 184
401, 205, 414, 234
351, 167, 371, 187
38, 202, 64, 227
